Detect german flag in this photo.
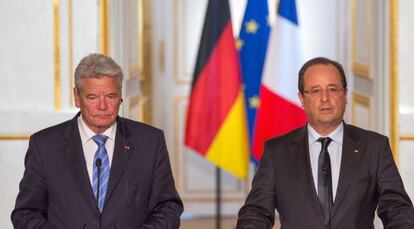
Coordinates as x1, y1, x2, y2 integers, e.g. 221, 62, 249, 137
184, 0, 249, 179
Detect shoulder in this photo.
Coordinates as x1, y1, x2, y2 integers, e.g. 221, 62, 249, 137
265, 126, 306, 148
119, 117, 164, 138
344, 124, 388, 142
30, 119, 74, 141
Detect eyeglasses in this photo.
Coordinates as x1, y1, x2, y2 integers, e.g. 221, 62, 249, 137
303, 86, 345, 97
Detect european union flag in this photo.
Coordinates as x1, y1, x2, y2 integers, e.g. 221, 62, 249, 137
238, 0, 270, 163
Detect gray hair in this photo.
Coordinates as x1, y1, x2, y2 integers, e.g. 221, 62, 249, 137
74, 53, 124, 91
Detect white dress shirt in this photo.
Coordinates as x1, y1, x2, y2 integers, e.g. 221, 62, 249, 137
77, 116, 117, 185
308, 123, 343, 201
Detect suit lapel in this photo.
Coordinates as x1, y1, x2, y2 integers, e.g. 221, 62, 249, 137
289, 127, 322, 217
331, 124, 364, 217
63, 113, 98, 212
104, 117, 134, 206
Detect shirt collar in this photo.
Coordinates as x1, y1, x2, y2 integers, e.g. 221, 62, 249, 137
307, 122, 344, 145
78, 115, 117, 145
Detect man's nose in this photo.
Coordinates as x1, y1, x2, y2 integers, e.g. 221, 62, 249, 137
97, 97, 108, 110
320, 89, 330, 102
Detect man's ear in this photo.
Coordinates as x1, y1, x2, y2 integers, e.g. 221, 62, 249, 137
344, 88, 348, 104
298, 92, 304, 107
73, 87, 80, 108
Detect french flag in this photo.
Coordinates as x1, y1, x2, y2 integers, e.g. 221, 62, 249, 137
252, 0, 307, 161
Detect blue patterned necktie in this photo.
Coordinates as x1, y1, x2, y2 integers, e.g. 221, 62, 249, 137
92, 135, 110, 212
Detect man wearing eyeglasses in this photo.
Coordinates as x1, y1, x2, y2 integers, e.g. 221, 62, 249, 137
237, 57, 414, 229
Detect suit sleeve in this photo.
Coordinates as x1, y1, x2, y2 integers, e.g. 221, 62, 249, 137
140, 131, 183, 229
376, 138, 414, 229
11, 136, 51, 229
236, 142, 276, 229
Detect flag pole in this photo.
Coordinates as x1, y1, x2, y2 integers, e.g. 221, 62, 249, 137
215, 167, 221, 229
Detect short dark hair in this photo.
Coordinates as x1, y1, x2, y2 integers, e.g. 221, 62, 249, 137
298, 57, 347, 94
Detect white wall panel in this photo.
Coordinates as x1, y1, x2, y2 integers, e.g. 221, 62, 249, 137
0, 0, 54, 111
0, 141, 27, 228
400, 141, 414, 202
399, 0, 414, 214
0, 1, 100, 228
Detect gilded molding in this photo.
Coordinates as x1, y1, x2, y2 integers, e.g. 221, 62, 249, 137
141, 0, 153, 123
351, 92, 371, 129
0, 134, 30, 140
351, 0, 371, 78
124, 0, 152, 123
54, 0, 62, 111
400, 135, 414, 141
100, 0, 110, 55
390, 0, 399, 162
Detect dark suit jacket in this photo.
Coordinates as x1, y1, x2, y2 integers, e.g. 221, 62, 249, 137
11, 113, 183, 229
237, 124, 414, 229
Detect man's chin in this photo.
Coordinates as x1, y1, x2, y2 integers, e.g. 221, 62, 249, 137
92, 119, 116, 128
319, 118, 342, 127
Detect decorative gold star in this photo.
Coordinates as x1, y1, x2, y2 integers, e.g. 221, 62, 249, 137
245, 19, 259, 34
249, 95, 260, 109
235, 38, 244, 50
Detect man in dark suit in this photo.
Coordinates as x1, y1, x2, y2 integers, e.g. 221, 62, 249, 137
237, 57, 414, 229
11, 53, 183, 228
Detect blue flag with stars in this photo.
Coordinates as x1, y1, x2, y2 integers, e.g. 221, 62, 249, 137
238, 0, 270, 162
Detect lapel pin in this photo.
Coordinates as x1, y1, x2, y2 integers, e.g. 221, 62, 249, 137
354, 149, 359, 153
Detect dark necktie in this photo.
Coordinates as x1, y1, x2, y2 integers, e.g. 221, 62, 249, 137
92, 135, 110, 212
317, 137, 333, 228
